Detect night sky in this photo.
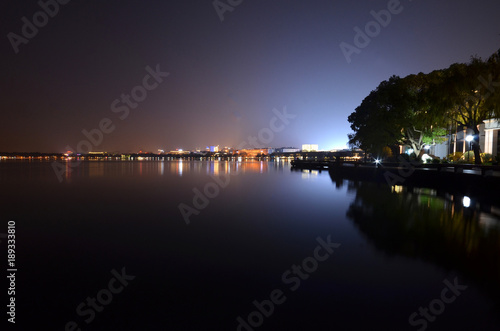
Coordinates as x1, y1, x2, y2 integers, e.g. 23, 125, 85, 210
1, 0, 499, 153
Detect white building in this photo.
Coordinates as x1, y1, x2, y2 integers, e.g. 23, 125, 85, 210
301, 144, 318, 152
427, 119, 500, 159
281, 148, 300, 153
428, 143, 448, 159
208, 145, 219, 152
483, 119, 500, 156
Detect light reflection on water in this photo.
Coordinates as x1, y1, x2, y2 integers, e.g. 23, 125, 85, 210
345, 179, 500, 262
1, 160, 499, 330
66, 159, 292, 177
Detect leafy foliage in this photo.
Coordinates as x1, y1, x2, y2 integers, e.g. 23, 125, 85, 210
348, 48, 500, 164
348, 74, 448, 158
429, 53, 500, 164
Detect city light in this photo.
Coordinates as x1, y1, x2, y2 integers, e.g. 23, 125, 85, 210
463, 196, 471, 208
465, 135, 474, 163
421, 154, 432, 163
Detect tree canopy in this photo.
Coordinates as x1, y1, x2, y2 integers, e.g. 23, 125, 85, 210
348, 74, 447, 158
348, 48, 500, 164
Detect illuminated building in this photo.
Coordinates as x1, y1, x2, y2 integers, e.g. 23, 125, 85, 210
239, 148, 269, 158
169, 149, 190, 155
484, 119, 500, 157
279, 147, 300, 153
302, 144, 319, 152
208, 145, 219, 152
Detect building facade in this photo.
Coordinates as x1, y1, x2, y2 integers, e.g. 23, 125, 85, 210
483, 119, 500, 156
302, 144, 319, 152
427, 119, 500, 159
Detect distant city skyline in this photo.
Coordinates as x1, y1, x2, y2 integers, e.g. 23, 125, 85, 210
1, 143, 344, 155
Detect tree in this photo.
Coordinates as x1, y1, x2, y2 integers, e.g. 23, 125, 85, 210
347, 48, 500, 165
347, 81, 402, 159
382, 73, 447, 158
431, 54, 500, 164
348, 75, 447, 160
483, 49, 500, 115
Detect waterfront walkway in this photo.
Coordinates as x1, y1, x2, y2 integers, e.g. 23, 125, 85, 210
291, 160, 500, 177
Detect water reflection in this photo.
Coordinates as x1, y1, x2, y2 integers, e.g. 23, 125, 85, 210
300, 169, 319, 180
47, 160, 293, 179
344, 181, 500, 307
73, 160, 286, 177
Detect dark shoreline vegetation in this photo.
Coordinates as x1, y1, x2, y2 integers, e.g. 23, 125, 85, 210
347, 48, 500, 165
340, 180, 500, 316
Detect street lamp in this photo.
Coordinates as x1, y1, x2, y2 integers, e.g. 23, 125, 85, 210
465, 135, 473, 163
463, 196, 471, 208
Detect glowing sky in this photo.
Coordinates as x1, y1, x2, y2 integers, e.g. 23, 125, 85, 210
1, 0, 499, 152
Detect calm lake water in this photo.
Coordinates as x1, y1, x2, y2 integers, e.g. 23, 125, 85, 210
1, 160, 499, 330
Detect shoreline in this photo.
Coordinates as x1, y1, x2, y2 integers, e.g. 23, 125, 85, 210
326, 163, 500, 207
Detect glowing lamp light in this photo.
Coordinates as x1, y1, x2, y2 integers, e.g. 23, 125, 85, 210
463, 196, 471, 208
374, 159, 381, 164
407, 149, 414, 155
421, 154, 432, 163
465, 135, 473, 142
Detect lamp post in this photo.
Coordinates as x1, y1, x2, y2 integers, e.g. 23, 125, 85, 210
465, 135, 473, 163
